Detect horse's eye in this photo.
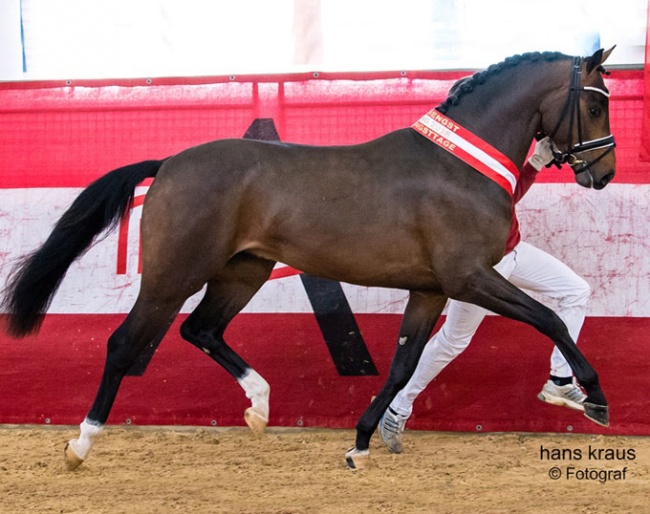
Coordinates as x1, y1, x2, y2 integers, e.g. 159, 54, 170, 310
589, 107, 602, 118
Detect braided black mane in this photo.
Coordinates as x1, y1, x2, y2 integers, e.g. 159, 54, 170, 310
437, 51, 570, 114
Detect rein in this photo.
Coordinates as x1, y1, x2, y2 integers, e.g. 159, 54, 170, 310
545, 56, 616, 177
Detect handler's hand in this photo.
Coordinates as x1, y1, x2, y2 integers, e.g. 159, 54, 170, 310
528, 137, 555, 171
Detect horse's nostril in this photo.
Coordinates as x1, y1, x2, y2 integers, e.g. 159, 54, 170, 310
596, 171, 614, 189
603, 171, 614, 185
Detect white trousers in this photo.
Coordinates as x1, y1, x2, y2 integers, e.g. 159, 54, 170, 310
390, 241, 590, 418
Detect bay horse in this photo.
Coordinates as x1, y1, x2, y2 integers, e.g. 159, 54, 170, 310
2, 49, 616, 471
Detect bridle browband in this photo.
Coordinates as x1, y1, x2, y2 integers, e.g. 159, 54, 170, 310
543, 56, 616, 177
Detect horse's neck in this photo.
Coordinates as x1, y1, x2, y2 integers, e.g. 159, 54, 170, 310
447, 66, 564, 168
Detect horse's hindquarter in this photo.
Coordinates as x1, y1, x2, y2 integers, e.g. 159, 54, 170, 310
145, 132, 512, 291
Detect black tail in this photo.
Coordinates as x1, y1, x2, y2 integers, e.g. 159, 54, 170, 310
2, 159, 165, 338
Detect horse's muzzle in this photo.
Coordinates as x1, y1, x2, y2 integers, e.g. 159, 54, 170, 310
574, 169, 614, 190
574, 170, 594, 188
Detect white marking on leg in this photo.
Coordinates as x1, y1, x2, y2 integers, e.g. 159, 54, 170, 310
237, 368, 270, 420
345, 447, 371, 470
398, 336, 408, 346
67, 418, 104, 461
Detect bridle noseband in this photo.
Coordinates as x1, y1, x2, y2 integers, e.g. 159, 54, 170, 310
544, 56, 616, 177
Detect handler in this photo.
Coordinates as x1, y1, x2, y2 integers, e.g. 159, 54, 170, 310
380, 137, 591, 453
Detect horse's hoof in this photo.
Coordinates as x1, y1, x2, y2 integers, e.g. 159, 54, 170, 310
244, 407, 268, 437
63, 441, 84, 471
345, 447, 370, 470
584, 402, 609, 427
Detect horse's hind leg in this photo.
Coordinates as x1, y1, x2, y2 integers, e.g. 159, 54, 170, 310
180, 253, 276, 436
347, 291, 448, 469
64, 295, 185, 471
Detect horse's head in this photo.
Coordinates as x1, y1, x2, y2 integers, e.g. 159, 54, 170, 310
541, 47, 616, 190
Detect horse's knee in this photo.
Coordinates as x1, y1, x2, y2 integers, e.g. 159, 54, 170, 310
390, 374, 411, 392
386, 348, 420, 388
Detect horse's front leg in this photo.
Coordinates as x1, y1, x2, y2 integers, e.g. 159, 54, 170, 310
453, 267, 608, 427
346, 291, 447, 469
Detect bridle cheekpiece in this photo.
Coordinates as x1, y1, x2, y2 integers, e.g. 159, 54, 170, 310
544, 56, 616, 176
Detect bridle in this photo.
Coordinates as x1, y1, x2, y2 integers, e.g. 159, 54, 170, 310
544, 56, 616, 177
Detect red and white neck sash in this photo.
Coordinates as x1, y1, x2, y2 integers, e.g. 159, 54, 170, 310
412, 109, 519, 196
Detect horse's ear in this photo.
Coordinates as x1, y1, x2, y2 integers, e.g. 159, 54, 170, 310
586, 46, 616, 75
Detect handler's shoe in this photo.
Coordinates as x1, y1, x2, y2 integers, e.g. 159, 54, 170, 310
379, 407, 408, 454
537, 380, 586, 412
